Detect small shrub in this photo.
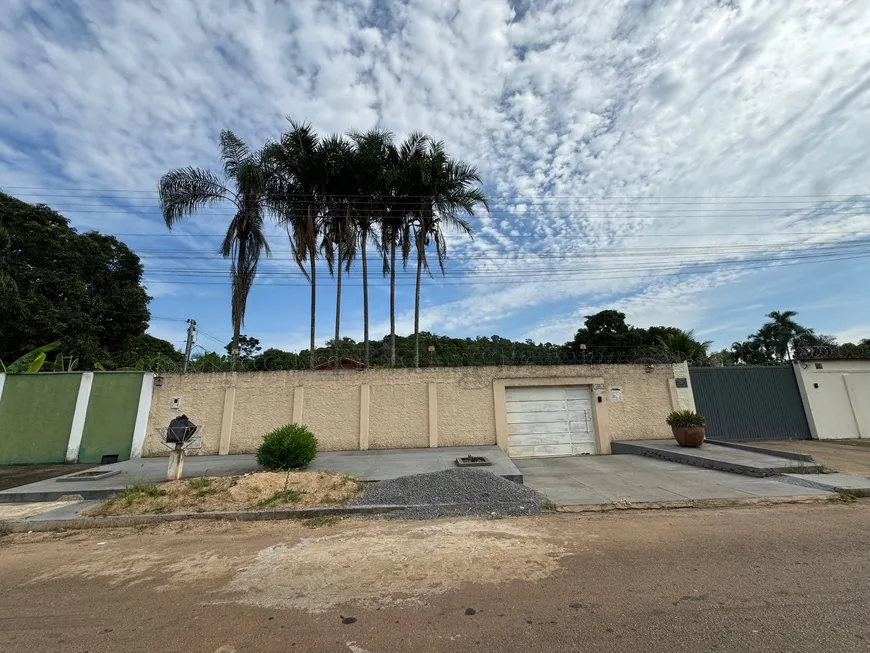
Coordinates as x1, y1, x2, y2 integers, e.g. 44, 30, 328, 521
666, 410, 706, 428
256, 424, 318, 470
541, 499, 559, 512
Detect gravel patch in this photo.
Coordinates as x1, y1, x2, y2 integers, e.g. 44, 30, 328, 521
351, 468, 549, 519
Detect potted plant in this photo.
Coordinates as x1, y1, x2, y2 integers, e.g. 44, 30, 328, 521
666, 409, 706, 447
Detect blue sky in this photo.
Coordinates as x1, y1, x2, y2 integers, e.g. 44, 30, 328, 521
2, 0, 870, 355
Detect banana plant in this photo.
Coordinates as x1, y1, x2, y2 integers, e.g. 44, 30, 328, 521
0, 341, 61, 374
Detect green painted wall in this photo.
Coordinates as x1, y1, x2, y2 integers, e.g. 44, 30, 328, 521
0, 374, 81, 464
78, 373, 143, 464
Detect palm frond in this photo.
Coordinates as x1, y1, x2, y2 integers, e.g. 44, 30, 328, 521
220, 130, 252, 179
158, 167, 233, 227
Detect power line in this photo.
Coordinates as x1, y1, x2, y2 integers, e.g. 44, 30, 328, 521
3, 186, 867, 199
140, 250, 870, 287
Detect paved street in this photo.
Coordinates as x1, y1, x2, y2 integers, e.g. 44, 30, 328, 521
755, 440, 870, 478
1, 503, 869, 652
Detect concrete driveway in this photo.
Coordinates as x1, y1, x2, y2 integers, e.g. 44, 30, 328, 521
754, 440, 870, 478
514, 454, 831, 505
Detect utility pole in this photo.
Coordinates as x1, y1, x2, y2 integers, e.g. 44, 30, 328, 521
182, 319, 197, 373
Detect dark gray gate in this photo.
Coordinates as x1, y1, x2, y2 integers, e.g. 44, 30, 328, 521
688, 366, 811, 442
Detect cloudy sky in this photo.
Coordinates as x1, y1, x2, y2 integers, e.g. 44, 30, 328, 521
2, 0, 870, 356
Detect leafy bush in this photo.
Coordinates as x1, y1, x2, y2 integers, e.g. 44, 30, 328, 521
256, 424, 318, 470
666, 410, 706, 428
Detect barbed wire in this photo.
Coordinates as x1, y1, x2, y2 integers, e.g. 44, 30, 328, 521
144, 348, 689, 373
139, 343, 870, 374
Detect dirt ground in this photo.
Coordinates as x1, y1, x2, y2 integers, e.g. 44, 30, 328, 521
0, 463, 93, 491
1, 502, 869, 652
84, 471, 362, 516
755, 439, 870, 477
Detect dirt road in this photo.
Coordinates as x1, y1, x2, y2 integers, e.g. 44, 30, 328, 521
1, 503, 869, 652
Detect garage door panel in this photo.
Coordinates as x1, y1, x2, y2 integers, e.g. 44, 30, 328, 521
510, 433, 572, 446
506, 385, 598, 458
507, 411, 571, 424
506, 387, 567, 401
568, 420, 594, 436
506, 400, 567, 413
509, 443, 574, 458
572, 442, 597, 455
509, 422, 570, 435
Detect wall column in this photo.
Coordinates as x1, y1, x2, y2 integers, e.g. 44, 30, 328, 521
218, 386, 236, 455
359, 384, 370, 450
130, 373, 154, 459
428, 382, 438, 448
66, 372, 94, 463
292, 386, 304, 423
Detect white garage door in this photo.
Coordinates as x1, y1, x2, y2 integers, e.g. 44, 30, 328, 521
506, 386, 596, 458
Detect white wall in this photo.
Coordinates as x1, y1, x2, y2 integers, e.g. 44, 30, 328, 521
794, 360, 870, 440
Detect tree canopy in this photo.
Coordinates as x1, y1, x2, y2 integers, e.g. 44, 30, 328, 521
0, 191, 178, 368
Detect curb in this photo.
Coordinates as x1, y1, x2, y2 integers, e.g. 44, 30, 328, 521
555, 494, 836, 513
705, 440, 816, 463
0, 504, 411, 533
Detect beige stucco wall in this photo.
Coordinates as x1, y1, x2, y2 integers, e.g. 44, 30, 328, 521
144, 363, 685, 457
794, 360, 870, 440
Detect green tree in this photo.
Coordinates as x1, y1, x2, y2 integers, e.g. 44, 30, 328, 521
317, 135, 358, 366
382, 132, 426, 365
0, 192, 150, 368
120, 334, 183, 368
264, 120, 324, 369
408, 138, 487, 367
347, 128, 396, 367
656, 329, 712, 362
224, 334, 262, 361
158, 131, 271, 368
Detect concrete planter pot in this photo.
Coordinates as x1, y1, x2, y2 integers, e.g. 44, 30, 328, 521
671, 426, 705, 448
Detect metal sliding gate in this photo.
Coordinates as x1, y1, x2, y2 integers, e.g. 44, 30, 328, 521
688, 366, 811, 442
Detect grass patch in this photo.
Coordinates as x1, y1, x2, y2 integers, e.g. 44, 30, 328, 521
303, 515, 340, 528
541, 499, 559, 512
84, 470, 363, 517
121, 482, 167, 503
342, 476, 365, 492
187, 477, 219, 497
255, 489, 305, 508
831, 491, 858, 503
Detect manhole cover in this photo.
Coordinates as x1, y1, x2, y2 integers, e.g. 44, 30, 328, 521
455, 455, 492, 467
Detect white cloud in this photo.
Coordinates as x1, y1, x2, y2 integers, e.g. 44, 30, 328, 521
2, 0, 870, 348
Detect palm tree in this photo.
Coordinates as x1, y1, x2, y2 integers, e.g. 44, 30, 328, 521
763, 310, 802, 361
263, 121, 322, 369
158, 131, 270, 368
381, 132, 427, 366
656, 329, 712, 362
409, 139, 488, 367
348, 128, 396, 367
317, 134, 358, 366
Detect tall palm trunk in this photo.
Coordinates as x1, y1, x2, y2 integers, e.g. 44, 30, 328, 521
390, 240, 397, 367
309, 245, 316, 370
361, 231, 370, 367
307, 207, 316, 370
231, 237, 247, 372
333, 211, 345, 368
414, 230, 423, 368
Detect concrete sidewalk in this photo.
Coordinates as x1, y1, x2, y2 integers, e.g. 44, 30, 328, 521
0, 446, 521, 503
516, 455, 833, 505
